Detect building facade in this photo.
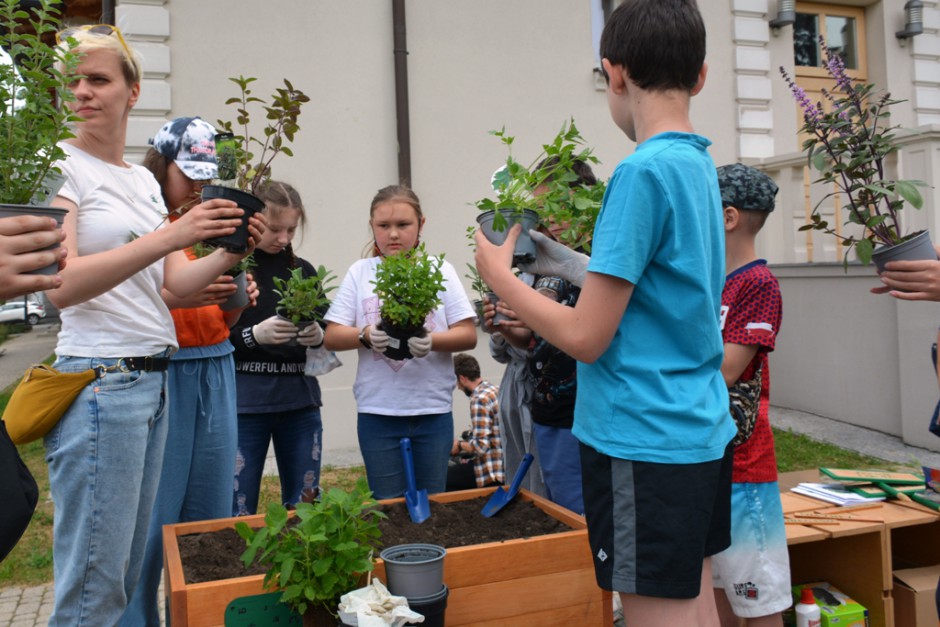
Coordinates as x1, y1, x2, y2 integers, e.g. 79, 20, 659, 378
99, 0, 940, 454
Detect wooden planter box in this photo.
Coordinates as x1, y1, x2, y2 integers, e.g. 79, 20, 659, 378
163, 487, 611, 627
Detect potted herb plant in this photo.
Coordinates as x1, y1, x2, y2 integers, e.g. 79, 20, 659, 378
370, 243, 445, 361
0, 0, 81, 274
781, 37, 932, 270
235, 478, 385, 627
273, 265, 337, 344
202, 75, 310, 253
473, 118, 605, 262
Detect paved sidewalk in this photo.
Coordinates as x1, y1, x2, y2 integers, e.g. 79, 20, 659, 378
0, 321, 61, 391
2, 327, 939, 625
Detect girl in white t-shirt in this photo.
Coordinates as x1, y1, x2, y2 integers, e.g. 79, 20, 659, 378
324, 185, 477, 498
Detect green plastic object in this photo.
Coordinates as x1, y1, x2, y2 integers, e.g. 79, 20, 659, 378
224, 592, 300, 626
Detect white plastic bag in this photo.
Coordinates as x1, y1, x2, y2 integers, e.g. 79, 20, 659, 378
304, 346, 342, 377
337, 579, 424, 626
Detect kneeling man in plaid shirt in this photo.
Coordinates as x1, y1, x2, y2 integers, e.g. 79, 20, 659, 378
447, 353, 504, 490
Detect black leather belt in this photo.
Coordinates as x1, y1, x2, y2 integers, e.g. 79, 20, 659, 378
119, 356, 170, 372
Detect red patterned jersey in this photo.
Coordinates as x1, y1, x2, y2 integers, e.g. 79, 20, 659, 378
720, 260, 782, 483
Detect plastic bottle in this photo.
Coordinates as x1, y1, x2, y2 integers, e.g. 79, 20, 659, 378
795, 587, 822, 627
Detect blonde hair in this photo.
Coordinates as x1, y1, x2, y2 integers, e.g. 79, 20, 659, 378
56, 27, 142, 86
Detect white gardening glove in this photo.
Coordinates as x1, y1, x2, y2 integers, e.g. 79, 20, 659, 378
517, 229, 589, 287
297, 322, 324, 347
407, 334, 432, 358
252, 316, 297, 345
368, 323, 390, 353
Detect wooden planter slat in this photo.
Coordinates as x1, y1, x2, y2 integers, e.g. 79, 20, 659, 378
444, 566, 601, 625
163, 488, 612, 627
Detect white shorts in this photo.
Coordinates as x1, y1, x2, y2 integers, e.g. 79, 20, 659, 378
712, 481, 792, 618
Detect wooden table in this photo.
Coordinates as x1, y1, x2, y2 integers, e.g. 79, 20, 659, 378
783, 492, 940, 627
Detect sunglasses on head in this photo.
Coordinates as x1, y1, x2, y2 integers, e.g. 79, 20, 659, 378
56, 24, 132, 59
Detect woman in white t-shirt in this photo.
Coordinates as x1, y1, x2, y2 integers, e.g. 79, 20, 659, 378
42, 26, 260, 626
324, 185, 476, 498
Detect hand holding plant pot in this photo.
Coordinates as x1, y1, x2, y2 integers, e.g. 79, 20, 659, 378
370, 243, 445, 360
781, 37, 932, 269
189, 241, 258, 312
0, 214, 67, 298
0, 0, 81, 280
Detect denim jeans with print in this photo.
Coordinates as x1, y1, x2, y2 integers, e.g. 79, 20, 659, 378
233, 406, 323, 516
121, 347, 237, 627
357, 411, 453, 499
44, 355, 169, 627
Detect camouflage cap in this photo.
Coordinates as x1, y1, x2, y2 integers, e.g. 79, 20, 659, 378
716, 163, 778, 212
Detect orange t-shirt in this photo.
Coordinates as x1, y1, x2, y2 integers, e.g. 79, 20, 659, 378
172, 305, 229, 348
171, 231, 230, 348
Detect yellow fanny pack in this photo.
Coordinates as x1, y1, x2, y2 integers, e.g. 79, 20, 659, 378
3, 365, 98, 445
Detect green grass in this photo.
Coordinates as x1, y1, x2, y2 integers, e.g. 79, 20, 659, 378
773, 428, 892, 473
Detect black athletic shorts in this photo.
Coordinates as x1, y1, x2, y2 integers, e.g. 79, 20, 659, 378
580, 441, 733, 599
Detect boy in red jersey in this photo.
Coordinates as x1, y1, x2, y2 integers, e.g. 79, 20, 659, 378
712, 163, 789, 627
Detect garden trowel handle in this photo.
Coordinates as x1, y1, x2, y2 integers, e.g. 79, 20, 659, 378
400, 437, 418, 492
508, 453, 534, 496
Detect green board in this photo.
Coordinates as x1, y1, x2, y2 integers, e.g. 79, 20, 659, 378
224, 592, 301, 626
819, 467, 924, 485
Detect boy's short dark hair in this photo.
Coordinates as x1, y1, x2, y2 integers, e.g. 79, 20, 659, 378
599, 0, 705, 92
453, 353, 481, 380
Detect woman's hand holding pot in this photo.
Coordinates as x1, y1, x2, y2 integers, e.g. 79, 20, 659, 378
170, 198, 242, 249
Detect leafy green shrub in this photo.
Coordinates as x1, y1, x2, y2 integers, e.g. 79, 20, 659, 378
236, 478, 385, 619
273, 266, 336, 324
215, 76, 310, 196
0, 0, 82, 205
371, 243, 445, 329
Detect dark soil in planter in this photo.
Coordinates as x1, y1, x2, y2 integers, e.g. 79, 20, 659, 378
178, 495, 571, 584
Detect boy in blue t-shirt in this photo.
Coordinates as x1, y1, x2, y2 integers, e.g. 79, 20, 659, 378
474, 0, 734, 623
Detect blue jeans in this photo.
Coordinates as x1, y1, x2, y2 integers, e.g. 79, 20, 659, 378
357, 412, 453, 499
532, 423, 584, 514
233, 406, 323, 515
44, 354, 169, 627
121, 348, 237, 627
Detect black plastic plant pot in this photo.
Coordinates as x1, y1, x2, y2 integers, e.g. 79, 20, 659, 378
200, 185, 265, 253
871, 229, 937, 273
379, 319, 426, 361
0, 204, 67, 275
476, 208, 539, 266
275, 309, 316, 347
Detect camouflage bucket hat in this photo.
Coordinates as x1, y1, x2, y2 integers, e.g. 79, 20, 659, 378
716, 163, 778, 212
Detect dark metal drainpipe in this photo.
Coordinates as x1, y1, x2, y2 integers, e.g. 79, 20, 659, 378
101, 0, 116, 25
392, 0, 412, 187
